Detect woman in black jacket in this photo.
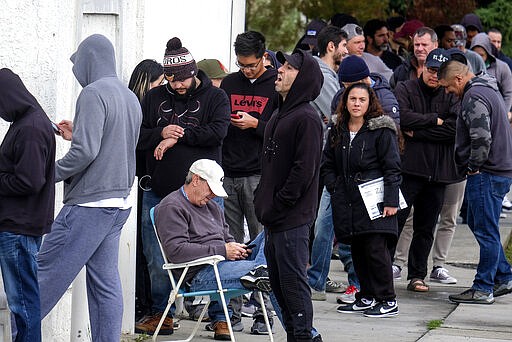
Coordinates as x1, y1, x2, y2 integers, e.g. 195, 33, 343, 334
322, 83, 401, 317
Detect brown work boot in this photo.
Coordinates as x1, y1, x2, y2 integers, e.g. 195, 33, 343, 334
213, 321, 231, 340
135, 312, 174, 335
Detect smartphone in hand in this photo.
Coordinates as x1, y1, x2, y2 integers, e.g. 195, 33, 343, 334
231, 113, 242, 119
50, 121, 61, 135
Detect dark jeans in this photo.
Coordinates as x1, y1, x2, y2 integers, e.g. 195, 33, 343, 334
466, 172, 512, 293
265, 224, 313, 342
352, 233, 395, 302
394, 174, 446, 280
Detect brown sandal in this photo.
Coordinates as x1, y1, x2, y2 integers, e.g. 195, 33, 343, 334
407, 278, 429, 292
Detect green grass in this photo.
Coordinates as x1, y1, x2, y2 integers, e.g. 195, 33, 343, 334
427, 319, 443, 330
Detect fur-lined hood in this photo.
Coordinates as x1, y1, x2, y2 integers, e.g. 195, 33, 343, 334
368, 115, 397, 134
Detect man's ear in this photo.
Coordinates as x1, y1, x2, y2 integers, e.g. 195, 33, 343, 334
327, 41, 335, 53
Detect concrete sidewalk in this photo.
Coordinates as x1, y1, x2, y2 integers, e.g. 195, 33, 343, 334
127, 214, 512, 342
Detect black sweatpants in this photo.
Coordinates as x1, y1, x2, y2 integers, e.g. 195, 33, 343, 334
394, 174, 446, 280
265, 224, 313, 342
352, 233, 396, 301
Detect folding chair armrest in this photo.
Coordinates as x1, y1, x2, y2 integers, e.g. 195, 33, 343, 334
163, 255, 226, 270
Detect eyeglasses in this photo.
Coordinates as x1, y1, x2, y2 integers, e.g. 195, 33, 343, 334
236, 58, 263, 71
426, 67, 439, 75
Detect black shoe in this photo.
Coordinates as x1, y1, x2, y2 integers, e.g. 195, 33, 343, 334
336, 297, 375, 313
493, 280, 512, 297
363, 300, 399, 318
240, 265, 271, 292
313, 333, 323, 342
449, 288, 494, 304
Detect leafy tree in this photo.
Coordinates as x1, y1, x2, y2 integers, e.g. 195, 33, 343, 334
406, 0, 476, 27
246, 0, 302, 52
476, 0, 512, 55
298, 0, 389, 24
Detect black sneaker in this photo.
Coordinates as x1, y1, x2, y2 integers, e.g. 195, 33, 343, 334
240, 265, 271, 292
363, 300, 399, 318
336, 297, 375, 313
313, 333, 323, 342
449, 288, 494, 304
493, 280, 512, 297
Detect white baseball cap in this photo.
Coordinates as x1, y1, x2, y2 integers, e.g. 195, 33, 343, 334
189, 159, 228, 198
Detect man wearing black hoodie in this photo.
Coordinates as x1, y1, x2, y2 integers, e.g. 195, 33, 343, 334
0, 68, 56, 342
254, 50, 323, 342
136, 37, 230, 335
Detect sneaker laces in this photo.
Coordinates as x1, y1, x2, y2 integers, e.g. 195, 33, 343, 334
326, 279, 343, 289
344, 285, 358, 295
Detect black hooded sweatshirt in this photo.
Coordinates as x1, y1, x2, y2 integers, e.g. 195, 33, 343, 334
0, 68, 56, 236
220, 68, 279, 177
254, 50, 324, 231
137, 70, 230, 197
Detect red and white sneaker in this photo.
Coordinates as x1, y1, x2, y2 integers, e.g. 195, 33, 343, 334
336, 285, 359, 304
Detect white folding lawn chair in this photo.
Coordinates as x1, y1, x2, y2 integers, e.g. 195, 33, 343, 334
149, 207, 273, 342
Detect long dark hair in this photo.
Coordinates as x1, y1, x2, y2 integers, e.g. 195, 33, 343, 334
128, 59, 164, 102
334, 82, 383, 132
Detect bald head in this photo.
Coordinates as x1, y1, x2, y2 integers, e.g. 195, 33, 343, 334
438, 60, 473, 97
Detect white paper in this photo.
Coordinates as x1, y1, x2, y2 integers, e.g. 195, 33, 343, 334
358, 177, 407, 220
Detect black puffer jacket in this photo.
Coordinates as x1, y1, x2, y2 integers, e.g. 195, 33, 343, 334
322, 115, 401, 244
395, 77, 462, 183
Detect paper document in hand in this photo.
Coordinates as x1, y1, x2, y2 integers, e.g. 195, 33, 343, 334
358, 177, 407, 220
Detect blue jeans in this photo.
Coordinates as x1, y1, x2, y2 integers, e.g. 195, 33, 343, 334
308, 188, 359, 290
466, 172, 512, 293
338, 243, 360, 289
0, 232, 41, 342
189, 232, 267, 322
38, 205, 130, 342
140, 190, 170, 313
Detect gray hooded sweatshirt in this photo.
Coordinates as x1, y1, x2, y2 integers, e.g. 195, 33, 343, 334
57, 34, 142, 204
470, 33, 512, 110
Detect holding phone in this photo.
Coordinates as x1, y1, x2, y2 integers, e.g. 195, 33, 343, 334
50, 121, 61, 135
231, 112, 243, 119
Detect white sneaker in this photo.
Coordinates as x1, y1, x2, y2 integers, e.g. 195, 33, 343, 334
429, 267, 457, 284
392, 264, 402, 280
503, 196, 512, 211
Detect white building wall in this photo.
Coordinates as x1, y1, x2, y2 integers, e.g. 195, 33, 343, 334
0, 1, 245, 341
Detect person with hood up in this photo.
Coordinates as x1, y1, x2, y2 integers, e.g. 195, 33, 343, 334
470, 32, 512, 115
37, 34, 142, 341
0, 68, 56, 342
135, 37, 230, 336
439, 60, 512, 304
254, 49, 323, 341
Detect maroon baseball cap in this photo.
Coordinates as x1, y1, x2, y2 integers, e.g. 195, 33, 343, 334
394, 19, 424, 39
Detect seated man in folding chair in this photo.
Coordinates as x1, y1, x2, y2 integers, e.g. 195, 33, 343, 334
154, 159, 272, 340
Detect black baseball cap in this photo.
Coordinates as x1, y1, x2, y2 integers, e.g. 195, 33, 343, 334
425, 48, 450, 69
276, 51, 303, 69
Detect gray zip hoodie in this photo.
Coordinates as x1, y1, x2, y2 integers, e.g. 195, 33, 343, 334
57, 34, 142, 204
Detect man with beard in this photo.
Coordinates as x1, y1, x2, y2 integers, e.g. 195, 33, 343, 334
364, 19, 403, 71
311, 25, 348, 130
308, 25, 349, 302
135, 37, 230, 335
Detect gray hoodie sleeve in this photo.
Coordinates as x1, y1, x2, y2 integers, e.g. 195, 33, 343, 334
55, 87, 105, 182
461, 97, 492, 170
